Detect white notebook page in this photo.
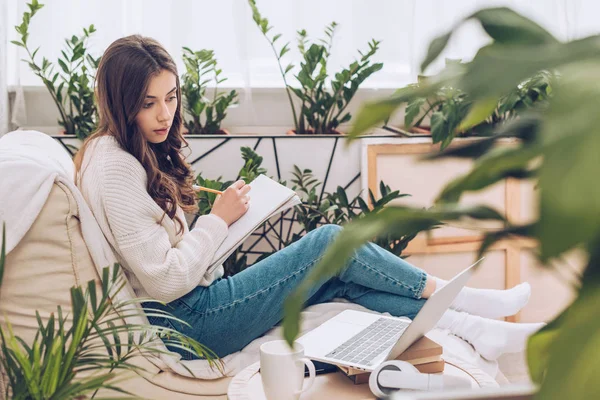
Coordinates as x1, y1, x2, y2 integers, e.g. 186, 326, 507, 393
209, 175, 301, 269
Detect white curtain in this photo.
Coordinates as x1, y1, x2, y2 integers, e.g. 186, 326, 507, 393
4, 0, 598, 127
0, 0, 8, 136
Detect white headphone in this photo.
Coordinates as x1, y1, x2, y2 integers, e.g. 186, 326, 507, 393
368, 360, 471, 398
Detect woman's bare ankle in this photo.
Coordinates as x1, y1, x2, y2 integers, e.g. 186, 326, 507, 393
421, 276, 436, 298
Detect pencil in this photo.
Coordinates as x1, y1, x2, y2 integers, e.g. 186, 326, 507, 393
193, 185, 223, 195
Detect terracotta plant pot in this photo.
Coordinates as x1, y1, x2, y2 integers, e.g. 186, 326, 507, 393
409, 126, 431, 134
285, 128, 345, 135
182, 128, 231, 135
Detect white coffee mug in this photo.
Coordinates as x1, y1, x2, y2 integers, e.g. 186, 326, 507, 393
260, 340, 316, 400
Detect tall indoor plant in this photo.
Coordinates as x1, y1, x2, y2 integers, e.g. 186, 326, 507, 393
11, 1, 99, 139
181, 47, 238, 135
248, 0, 383, 135
283, 7, 600, 399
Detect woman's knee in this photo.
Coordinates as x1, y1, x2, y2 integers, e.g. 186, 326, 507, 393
312, 224, 342, 243
298, 224, 342, 251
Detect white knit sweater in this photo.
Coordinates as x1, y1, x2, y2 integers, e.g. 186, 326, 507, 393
77, 136, 228, 303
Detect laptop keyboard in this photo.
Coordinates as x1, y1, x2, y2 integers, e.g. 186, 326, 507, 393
325, 317, 409, 366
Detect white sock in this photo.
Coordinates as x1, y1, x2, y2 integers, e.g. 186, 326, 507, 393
436, 309, 545, 360
434, 277, 531, 319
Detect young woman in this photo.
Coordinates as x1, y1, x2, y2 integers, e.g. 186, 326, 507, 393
76, 35, 543, 362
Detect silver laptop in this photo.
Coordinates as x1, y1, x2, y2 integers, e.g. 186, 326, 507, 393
297, 258, 484, 372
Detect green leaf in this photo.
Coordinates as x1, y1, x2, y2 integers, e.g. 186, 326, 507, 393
538, 66, 600, 261
429, 111, 445, 143
40, 336, 63, 396
112, 262, 120, 284
357, 197, 370, 214
458, 97, 497, 131
88, 280, 98, 314
336, 187, 349, 207
101, 265, 110, 297
0, 223, 5, 292
368, 188, 377, 208
420, 8, 557, 73
462, 36, 599, 103
477, 223, 537, 258
527, 313, 563, 384
349, 66, 453, 139
378, 181, 388, 198
425, 136, 498, 160
437, 146, 539, 204
471, 8, 557, 46
109, 321, 122, 359
538, 134, 600, 261
426, 114, 541, 162
283, 204, 503, 345
535, 281, 600, 399
404, 98, 426, 127
279, 43, 290, 58
421, 32, 453, 72
56, 82, 65, 104
347, 98, 402, 140
57, 58, 69, 74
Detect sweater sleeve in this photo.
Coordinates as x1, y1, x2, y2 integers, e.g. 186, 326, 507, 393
101, 154, 228, 303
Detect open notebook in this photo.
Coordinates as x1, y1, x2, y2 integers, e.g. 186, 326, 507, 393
207, 174, 301, 271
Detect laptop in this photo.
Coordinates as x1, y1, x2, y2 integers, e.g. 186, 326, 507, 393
297, 258, 484, 372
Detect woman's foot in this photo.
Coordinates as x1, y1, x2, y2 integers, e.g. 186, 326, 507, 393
437, 309, 545, 360
433, 277, 531, 319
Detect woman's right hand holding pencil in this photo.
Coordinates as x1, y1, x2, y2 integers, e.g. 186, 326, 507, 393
210, 180, 251, 226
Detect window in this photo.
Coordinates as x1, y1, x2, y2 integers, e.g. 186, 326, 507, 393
4, 0, 600, 133
7, 0, 599, 89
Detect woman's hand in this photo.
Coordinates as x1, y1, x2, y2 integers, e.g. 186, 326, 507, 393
210, 180, 251, 226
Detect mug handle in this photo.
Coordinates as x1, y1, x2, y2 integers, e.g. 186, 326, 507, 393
295, 357, 316, 395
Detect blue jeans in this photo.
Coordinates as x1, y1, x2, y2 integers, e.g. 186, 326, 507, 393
144, 224, 427, 359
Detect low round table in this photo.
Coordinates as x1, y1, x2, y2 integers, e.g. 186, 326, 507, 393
227, 359, 492, 400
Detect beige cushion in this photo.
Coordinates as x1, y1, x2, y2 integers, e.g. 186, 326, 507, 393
1, 182, 231, 398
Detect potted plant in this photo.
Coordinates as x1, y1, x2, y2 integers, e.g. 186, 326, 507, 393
387, 60, 552, 149
181, 47, 238, 135
283, 7, 599, 399
248, 0, 383, 135
11, 0, 100, 140
288, 166, 431, 255
0, 226, 219, 399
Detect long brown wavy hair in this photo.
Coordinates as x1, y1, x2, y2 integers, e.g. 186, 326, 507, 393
74, 35, 197, 234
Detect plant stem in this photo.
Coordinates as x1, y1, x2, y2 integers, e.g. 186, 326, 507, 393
212, 65, 219, 123
25, 47, 69, 131
413, 100, 443, 128
330, 98, 353, 131
67, 52, 75, 132
213, 80, 218, 105
323, 63, 359, 133
194, 115, 203, 134
298, 204, 332, 224
267, 40, 299, 132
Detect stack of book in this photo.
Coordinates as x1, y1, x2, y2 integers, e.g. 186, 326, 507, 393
338, 336, 444, 384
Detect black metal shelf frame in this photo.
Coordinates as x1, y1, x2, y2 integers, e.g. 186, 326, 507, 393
53, 134, 397, 265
